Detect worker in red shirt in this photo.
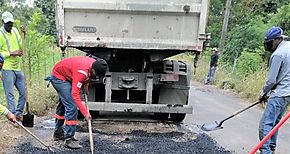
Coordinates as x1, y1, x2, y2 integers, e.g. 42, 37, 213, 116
48, 56, 108, 149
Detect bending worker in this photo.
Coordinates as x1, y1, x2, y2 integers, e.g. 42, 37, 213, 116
48, 56, 108, 149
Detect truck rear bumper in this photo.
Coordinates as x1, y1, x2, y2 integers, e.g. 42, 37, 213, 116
85, 102, 193, 114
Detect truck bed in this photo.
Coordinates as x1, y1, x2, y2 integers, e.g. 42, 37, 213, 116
56, 0, 209, 51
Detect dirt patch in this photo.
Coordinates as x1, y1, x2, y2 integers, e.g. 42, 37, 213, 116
0, 120, 24, 153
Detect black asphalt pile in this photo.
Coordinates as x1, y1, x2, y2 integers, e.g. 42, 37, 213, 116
12, 129, 232, 154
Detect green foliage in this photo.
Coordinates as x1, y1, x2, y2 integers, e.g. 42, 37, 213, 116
206, 0, 224, 47
235, 49, 263, 77
268, 4, 290, 33
34, 0, 56, 36
207, 0, 290, 66
25, 11, 57, 82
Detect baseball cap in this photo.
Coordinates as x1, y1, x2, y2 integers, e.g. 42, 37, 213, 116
264, 26, 286, 42
92, 58, 108, 76
1, 11, 14, 23
212, 48, 218, 51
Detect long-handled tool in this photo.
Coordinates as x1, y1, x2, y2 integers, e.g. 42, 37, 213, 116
201, 100, 262, 131
15, 121, 53, 153
84, 94, 94, 154
20, 26, 34, 127
249, 110, 290, 154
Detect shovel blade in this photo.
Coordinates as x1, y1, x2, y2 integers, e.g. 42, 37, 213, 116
23, 113, 34, 127
201, 121, 223, 131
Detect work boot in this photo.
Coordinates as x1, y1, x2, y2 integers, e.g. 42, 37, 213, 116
64, 138, 82, 149
53, 130, 65, 141
53, 133, 64, 141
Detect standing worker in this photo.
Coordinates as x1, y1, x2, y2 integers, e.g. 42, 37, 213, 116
0, 11, 25, 122
258, 26, 290, 154
205, 47, 219, 85
48, 56, 108, 149
0, 52, 16, 123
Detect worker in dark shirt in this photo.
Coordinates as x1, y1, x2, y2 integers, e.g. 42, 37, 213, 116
205, 48, 219, 85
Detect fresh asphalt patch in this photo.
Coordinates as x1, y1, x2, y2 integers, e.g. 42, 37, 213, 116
10, 126, 232, 154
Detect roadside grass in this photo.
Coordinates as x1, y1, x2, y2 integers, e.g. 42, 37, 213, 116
171, 53, 266, 102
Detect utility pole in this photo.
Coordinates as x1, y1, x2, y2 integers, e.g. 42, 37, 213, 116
218, 0, 232, 55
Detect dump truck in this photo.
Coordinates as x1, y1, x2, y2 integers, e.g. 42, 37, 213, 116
55, 0, 210, 122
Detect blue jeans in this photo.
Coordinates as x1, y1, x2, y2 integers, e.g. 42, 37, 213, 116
259, 96, 290, 154
1, 70, 26, 116
205, 67, 216, 84
50, 75, 78, 139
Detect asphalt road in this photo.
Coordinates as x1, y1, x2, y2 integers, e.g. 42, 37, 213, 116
184, 82, 290, 154
8, 81, 290, 154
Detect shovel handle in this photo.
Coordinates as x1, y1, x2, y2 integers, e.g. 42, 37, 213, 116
15, 121, 49, 148
20, 27, 28, 99
219, 100, 262, 126
85, 94, 94, 154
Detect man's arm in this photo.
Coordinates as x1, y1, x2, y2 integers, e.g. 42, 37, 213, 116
0, 104, 16, 122
260, 55, 282, 97
71, 71, 90, 118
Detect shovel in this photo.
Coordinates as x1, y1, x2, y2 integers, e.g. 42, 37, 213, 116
84, 94, 94, 154
21, 26, 34, 127
201, 100, 262, 131
15, 121, 53, 153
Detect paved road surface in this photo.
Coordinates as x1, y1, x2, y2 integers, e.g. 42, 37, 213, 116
184, 82, 290, 154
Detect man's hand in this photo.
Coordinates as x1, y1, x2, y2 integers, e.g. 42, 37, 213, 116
6, 112, 16, 123
10, 50, 22, 57
259, 95, 269, 101
0, 63, 3, 70
85, 114, 92, 121
20, 25, 26, 33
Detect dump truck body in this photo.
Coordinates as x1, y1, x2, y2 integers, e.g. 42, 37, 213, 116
56, 0, 209, 122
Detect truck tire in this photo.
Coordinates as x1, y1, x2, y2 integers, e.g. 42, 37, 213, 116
153, 113, 169, 120
170, 113, 186, 122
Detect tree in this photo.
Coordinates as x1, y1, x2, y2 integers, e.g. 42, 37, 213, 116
34, 0, 56, 36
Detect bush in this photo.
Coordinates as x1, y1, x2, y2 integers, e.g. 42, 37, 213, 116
235, 49, 263, 77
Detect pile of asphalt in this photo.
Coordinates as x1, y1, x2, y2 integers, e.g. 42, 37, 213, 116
12, 129, 232, 154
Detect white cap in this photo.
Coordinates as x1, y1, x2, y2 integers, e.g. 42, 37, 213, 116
2, 11, 14, 23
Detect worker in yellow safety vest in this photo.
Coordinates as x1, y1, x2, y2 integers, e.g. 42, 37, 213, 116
0, 11, 25, 122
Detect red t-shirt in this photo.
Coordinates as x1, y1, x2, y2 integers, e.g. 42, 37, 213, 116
52, 56, 96, 117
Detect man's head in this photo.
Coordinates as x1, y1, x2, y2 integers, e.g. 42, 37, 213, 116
211, 47, 218, 53
264, 26, 285, 53
90, 58, 108, 79
2, 11, 14, 32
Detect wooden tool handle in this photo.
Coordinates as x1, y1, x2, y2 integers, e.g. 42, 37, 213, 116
85, 95, 94, 154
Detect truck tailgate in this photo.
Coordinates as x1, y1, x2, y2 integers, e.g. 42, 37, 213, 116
56, 0, 209, 51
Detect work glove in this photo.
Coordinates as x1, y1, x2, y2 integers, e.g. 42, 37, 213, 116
6, 112, 16, 123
